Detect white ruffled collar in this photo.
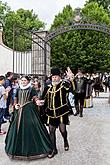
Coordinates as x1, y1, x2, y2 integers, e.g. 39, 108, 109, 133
19, 83, 31, 89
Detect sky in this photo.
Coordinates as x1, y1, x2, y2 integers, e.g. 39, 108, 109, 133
2, 0, 87, 29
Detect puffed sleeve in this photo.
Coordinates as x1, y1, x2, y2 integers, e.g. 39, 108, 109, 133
30, 87, 38, 99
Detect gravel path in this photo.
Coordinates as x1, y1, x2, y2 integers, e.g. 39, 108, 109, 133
0, 92, 110, 165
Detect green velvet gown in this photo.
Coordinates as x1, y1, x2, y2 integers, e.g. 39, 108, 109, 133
5, 86, 53, 160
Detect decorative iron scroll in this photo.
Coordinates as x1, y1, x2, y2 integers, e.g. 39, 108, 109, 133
45, 23, 110, 41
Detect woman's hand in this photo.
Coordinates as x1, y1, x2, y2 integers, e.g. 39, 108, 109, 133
15, 104, 21, 109
36, 100, 44, 106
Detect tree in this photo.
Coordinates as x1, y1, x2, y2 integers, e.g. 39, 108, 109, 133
50, 5, 74, 30
4, 8, 45, 50
85, 0, 110, 11
0, 1, 45, 50
50, 3, 110, 73
0, 1, 10, 26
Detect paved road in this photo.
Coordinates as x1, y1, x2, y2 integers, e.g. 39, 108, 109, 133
0, 92, 110, 165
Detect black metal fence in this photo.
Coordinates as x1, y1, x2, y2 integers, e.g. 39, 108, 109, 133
12, 26, 51, 83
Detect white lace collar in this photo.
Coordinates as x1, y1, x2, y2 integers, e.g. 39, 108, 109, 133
19, 83, 31, 89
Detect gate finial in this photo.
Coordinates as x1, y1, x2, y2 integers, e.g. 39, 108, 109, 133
74, 8, 82, 23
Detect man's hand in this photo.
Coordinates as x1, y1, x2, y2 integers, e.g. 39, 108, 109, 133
66, 67, 74, 80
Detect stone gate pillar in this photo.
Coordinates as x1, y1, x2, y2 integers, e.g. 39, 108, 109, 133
32, 30, 51, 77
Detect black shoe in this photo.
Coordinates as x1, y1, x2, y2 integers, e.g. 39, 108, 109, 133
48, 149, 58, 158
74, 112, 79, 116
64, 141, 69, 151
79, 113, 83, 117
69, 110, 74, 116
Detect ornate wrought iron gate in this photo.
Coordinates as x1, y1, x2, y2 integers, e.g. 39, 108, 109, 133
45, 23, 110, 41
13, 26, 51, 80
13, 22, 110, 77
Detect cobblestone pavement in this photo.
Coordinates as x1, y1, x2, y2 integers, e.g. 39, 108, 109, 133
0, 92, 110, 165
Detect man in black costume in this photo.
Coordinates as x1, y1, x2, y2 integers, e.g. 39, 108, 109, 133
74, 69, 87, 117
41, 67, 74, 158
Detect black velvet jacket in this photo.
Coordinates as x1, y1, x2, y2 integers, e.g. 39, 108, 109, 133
42, 80, 71, 118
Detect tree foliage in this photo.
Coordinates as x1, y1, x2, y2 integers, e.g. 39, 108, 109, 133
0, 1, 45, 51
0, 1, 10, 25
50, 3, 110, 73
85, 0, 110, 11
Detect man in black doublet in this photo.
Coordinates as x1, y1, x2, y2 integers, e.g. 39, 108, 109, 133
74, 69, 87, 117
42, 68, 74, 158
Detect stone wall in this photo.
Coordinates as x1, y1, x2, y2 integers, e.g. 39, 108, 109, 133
0, 30, 13, 75
0, 30, 51, 77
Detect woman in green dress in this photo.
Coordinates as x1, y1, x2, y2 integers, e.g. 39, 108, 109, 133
5, 76, 53, 160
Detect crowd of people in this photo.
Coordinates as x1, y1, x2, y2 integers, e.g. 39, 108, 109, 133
0, 69, 110, 160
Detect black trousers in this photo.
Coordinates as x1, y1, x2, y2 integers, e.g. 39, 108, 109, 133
74, 93, 85, 107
